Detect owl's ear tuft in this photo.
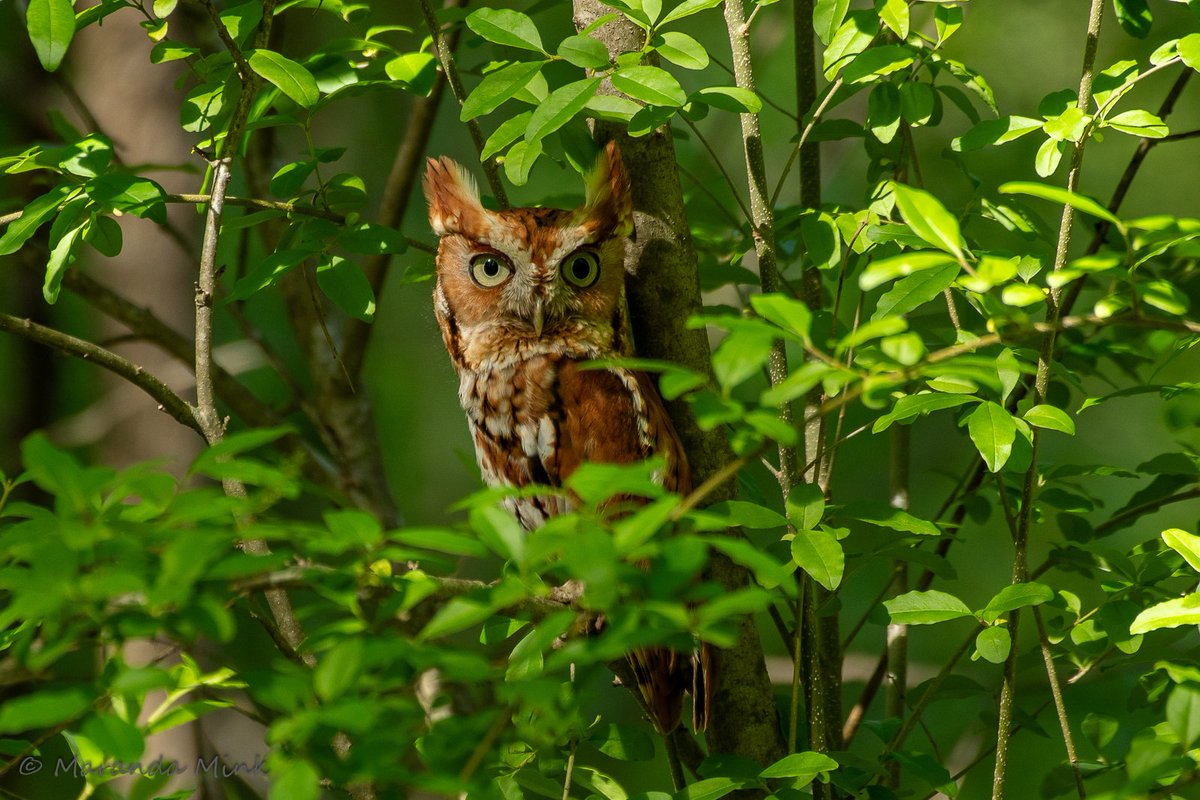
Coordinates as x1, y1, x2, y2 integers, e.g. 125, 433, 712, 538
424, 156, 485, 237
581, 140, 633, 240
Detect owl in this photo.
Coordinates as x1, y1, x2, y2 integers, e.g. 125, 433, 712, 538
423, 142, 707, 734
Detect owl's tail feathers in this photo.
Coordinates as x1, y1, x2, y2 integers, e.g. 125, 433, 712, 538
627, 644, 715, 734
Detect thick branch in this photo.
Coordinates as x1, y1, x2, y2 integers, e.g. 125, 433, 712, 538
575, 0, 786, 777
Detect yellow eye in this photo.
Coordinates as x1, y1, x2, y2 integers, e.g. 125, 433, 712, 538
469, 253, 512, 288
562, 250, 600, 288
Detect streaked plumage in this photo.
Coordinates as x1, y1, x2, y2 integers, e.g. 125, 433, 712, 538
423, 143, 707, 732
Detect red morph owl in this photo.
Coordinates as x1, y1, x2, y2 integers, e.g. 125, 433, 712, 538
423, 142, 707, 733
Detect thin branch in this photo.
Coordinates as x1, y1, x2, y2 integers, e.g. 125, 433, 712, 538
418, 0, 509, 207
884, 425, 910, 789
993, 2, 1105, 798
194, 157, 234, 443
0, 312, 201, 435
1033, 607, 1087, 799
680, 116, 754, 223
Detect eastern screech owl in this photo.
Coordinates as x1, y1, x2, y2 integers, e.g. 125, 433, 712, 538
423, 142, 707, 733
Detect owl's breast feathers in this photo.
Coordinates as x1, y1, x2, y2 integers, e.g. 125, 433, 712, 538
458, 348, 690, 528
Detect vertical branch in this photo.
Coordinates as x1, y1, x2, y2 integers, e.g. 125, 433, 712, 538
419, 0, 509, 207
194, 157, 232, 444
1033, 607, 1087, 799
884, 425, 909, 787
992, 2, 1105, 798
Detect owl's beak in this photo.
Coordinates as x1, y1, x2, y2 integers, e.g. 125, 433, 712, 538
532, 299, 545, 337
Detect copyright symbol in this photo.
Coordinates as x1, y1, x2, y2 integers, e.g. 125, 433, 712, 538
18, 756, 42, 775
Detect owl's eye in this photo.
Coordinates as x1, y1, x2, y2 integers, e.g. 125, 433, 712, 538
561, 250, 600, 288
468, 253, 513, 288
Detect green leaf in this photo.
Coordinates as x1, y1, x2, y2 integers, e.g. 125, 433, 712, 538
89, 174, 168, 224
884, 589, 974, 625
526, 78, 602, 142
230, 249, 308, 299
790, 529, 844, 591
466, 8, 544, 52
557, 34, 609, 68
43, 213, 85, 304
86, 214, 123, 257
872, 261, 960, 319
786, 483, 825, 530
967, 401, 1016, 472
879, 0, 909, 38
26, 0, 76, 71
82, 713, 144, 762
385, 52, 437, 94
1035, 137, 1063, 177
482, 112, 532, 160
1023, 404, 1075, 435
759, 751, 839, 782
659, 0, 723, 26
934, 4, 963, 42
0, 687, 92, 733
1130, 593, 1200, 635
842, 44, 914, 83
694, 86, 762, 113
269, 760, 320, 800
872, 392, 977, 433
1113, 0, 1152, 38
1163, 528, 1200, 573
1168, 685, 1200, 748
248, 50, 319, 108
612, 66, 687, 107
1140, 279, 1189, 315
587, 723, 655, 761
1180, 33, 1200, 72
813, 0, 851, 44
337, 222, 408, 256
980, 582, 1054, 622
314, 639, 363, 701
1105, 109, 1168, 138
503, 139, 542, 186
706, 537, 792, 590
860, 253, 958, 291
654, 31, 708, 70
674, 777, 745, 800
974, 627, 1011, 664
999, 181, 1122, 230
461, 62, 544, 121
951, 115, 1043, 151
706, 500, 788, 530
0, 184, 72, 256
893, 183, 965, 258
316, 255, 375, 321
749, 293, 811, 341
838, 502, 940, 535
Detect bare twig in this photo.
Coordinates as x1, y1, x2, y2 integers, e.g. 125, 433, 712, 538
418, 0, 509, 207
0, 312, 201, 435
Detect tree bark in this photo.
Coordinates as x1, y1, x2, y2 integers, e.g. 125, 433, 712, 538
572, 1, 787, 777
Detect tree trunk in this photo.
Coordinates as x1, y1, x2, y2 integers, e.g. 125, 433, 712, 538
572, 1, 787, 777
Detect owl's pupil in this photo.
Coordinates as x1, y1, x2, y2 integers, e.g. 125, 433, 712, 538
572, 259, 589, 280
483, 259, 499, 276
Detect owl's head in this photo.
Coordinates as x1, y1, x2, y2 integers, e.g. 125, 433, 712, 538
423, 142, 633, 352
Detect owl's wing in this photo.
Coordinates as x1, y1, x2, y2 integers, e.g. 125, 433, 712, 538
545, 361, 707, 733
548, 362, 690, 496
